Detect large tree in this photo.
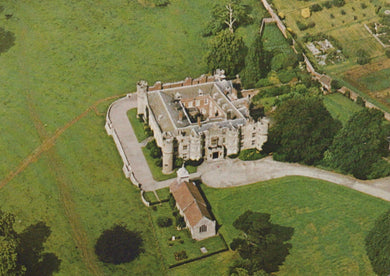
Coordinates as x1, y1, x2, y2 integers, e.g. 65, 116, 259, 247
241, 34, 270, 88
326, 108, 389, 179
206, 29, 247, 78
230, 210, 293, 275
268, 95, 341, 165
0, 210, 24, 275
203, 0, 251, 37
365, 209, 390, 275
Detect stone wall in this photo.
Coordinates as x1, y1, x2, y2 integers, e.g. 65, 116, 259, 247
338, 87, 390, 121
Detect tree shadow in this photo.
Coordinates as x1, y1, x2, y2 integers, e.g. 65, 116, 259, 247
0, 27, 15, 55
17, 222, 61, 276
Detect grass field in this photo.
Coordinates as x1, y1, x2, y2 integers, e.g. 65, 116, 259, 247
359, 67, 390, 92
323, 93, 363, 125
201, 176, 390, 275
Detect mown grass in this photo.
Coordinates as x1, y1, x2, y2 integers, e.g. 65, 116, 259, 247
149, 203, 227, 267
142, 147, 197, 181
128, 108, 151, 143
201, 176, 390, 275
0, 0, 234, 274
323, 93, 363, 125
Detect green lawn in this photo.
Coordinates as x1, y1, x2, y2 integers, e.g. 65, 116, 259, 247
359, 67, 390, 92
200, 176, 389, 275
142, 147, 197, 181
149, 203, 227, 267
128, 108, 151, 143
323, 93, 363, 125
0, 0, 235, 274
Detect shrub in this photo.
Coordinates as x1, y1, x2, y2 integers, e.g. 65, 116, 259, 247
365, 209, 390, 275
386, 49, 390, 58
344, 90, 350, 99
310, 4, 322, 12
255, 78, 272, 88
333, 0, 345, 7
174, 250, 188, 261
356, 49, 369, 65
361, 3, 367, 9
95, 225, 143, 264
157, 216, 173, 228
323, 1, 332, 9
175, 216, 186, 229
330, 13, 335, 19
356, 96, 365, 107
367, 159, 390, 179
239, 149, 266, 161
169, 194, 176, 210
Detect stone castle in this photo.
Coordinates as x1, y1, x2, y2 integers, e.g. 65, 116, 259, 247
137, 70, 269, 174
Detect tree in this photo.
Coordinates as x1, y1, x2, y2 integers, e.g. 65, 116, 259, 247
203, 0, 251, 37
268, 96, 341, 165
241, 34, 270, 88
0, 27, 15, 55
0, 237, 20, 276
365, 209, 390, 275
325, 108, 389, 179
95, 224, 144, 264
229, 211, 294, 275
206, 29, 247, 78
356, 49, 369, 65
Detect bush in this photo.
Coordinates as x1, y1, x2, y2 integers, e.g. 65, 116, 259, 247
356, 48, 370, 65
255, 78, 272, 88
367, 159, 390, 179
95, 225, 143, 264
340, 10, 346, 15
386, 49, 390, 58
333, 0, 345, 7
169, 194, 176, 210
323, 1, 332, 9
310, 4, 322, 12
174, 250, 188, 261
361, 3, 367, 9
238, 149, 266, 161
356, 96, 365, 107
157, 216, 173, 228
365, 209, 390, 275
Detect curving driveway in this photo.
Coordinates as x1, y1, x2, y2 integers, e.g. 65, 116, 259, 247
107, 95, 390, 201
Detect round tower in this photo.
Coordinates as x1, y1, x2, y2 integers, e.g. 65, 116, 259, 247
137, 80, 148, 118
162, 134, 174, 174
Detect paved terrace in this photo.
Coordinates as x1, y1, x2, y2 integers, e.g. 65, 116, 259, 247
107, 95, 390, 202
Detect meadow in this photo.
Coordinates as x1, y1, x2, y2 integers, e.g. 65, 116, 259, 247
0, 0, 265, 274
201, 177, 390, 275
323, 93, 363, 125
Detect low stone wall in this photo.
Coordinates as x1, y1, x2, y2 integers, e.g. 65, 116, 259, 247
260, 0, 287, 38
338, 87, 390, 121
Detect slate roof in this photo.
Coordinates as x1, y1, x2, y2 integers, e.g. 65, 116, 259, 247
170, 181, 213, 227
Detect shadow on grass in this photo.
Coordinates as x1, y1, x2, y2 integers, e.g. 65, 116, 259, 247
17, 222, 61, 276
0, 27, 15, 55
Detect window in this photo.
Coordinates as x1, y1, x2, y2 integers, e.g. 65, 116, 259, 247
252, 132, 256, 138
211, 137, 218, 146
195, 100, 200, 107
204, 98, 208, 104
183, 145, 188, 151
188, 101, 193, 108
251, 140, 255, 146
199, 225, 207, 233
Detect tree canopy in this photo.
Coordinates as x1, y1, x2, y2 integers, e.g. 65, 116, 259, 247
203, 0, 251, 37
325, 108, 389, 179
206, 29, 247, 78
267, 95, 341, 165
229, 210, 294, 275
241, 34, 270, 88
95, 224, 144, 264
0, 209, 60, 276
365, 209, 390, 275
